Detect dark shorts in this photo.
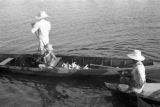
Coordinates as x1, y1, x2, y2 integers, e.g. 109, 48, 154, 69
119, 77, 145, 89
132, 79, 145, 89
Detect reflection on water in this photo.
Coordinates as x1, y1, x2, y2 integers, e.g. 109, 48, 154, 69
0, 74, 120, 107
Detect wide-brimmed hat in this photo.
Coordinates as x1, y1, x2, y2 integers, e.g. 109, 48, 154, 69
35, 11, 49, 20
46, 44, 53, 51
127, 50, 145, 61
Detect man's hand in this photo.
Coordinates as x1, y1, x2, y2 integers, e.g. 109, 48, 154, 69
31, 22, 35, 27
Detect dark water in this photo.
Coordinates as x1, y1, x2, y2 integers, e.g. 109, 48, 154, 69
0, 0, 160, 106
0, 74, 120, 107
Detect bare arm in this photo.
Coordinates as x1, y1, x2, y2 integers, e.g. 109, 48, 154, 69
50, 51, 56, 59
31, 22, 39, 34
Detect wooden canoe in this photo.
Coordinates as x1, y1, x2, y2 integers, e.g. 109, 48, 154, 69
0, 53, 159, 77
104, 82, 160, 107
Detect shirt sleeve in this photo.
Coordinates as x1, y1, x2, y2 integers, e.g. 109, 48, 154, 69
31, 22, 39, 34
48, 22, 51, 31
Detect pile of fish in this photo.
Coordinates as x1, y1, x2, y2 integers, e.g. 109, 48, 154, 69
62, 62, 89, 69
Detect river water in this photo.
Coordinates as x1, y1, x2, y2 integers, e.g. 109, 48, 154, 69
0, 0, 160, 107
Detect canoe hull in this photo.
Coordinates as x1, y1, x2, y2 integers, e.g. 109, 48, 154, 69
0, 53, 158, 77
105, 82, 160, 107
0, 65, 120, 77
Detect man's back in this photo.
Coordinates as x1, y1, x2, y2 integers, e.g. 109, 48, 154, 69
32, 19, 51, 37
38, 19, 51, 35
31, 11, 51, 55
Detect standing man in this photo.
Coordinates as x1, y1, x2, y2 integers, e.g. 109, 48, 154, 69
31, 11, 51, 55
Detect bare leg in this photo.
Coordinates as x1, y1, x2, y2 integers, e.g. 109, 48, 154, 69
40, 49, 45, 55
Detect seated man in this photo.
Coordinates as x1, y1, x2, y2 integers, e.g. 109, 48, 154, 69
119, 50, 146, 93
39, 44, 57, 68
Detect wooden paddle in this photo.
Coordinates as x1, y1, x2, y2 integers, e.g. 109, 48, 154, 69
90, 64, 132, 71
90, 64, 160, 83
90, 63, 133, 76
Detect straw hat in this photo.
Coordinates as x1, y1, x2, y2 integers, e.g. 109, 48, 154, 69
127, 50, 145, 61
46, 44, 53, 51
35, 11, 49, 20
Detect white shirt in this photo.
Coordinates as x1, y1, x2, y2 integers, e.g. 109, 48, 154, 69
31, 19, 51, 45
132, 61, 146, 83
137, 61, 146, 82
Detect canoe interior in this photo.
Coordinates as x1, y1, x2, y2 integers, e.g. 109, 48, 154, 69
0, 54, 154, 69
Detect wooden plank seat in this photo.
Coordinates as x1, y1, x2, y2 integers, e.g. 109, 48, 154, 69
0, 58, 14, 65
